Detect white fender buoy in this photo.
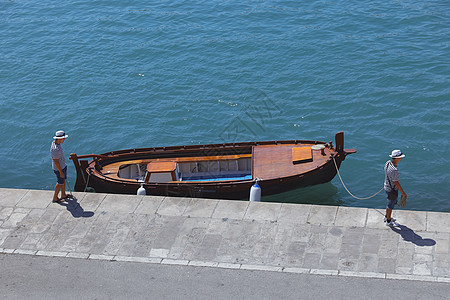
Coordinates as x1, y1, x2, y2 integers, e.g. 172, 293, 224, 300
137, 183, 146, 195
249, 180, 261, 202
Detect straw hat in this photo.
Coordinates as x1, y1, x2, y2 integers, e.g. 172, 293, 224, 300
53, 130, 68, 140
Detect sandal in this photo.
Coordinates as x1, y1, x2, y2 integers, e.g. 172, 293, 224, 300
52, 198, 64, 203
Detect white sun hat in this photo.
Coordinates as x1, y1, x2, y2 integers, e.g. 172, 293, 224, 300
389, 149, 405, 159
53, 130, 68, 140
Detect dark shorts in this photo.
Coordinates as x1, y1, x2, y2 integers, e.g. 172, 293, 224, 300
386, 190, 398, 209
54, 167, 67, 185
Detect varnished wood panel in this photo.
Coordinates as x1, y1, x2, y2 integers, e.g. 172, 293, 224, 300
252, 144, 331, 180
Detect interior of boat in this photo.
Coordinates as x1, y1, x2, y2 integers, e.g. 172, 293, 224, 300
117, 157, 252, 183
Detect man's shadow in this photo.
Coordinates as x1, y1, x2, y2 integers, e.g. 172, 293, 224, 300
59, 196, 95, 218
390, 224, 436, 246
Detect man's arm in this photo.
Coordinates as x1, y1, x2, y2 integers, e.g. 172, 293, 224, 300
394, 181, 406, 196
53, 158, 65, 178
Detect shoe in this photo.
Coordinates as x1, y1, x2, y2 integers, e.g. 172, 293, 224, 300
386, 220, 398, 227
384, 216, 396, 223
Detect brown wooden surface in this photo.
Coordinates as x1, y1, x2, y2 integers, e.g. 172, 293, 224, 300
252, 144, 331, 180
292, 147, 312, 163
146, 161, 177, 173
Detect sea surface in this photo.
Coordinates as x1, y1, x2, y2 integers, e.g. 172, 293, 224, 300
1, 0, 449, 212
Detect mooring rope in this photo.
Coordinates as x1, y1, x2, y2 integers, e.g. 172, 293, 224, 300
84, 171, 91, 193
332, 156, 384, 200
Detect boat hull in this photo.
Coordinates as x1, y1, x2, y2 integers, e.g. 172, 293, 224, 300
70, 132, 355, 200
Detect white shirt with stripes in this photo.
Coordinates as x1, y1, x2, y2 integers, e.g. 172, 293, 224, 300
384, 160, 399, 192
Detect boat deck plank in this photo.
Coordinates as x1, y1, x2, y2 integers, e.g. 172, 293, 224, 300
252, 144, 331, 180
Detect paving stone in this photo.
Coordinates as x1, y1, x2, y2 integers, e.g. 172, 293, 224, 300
77, 212, 112, 254
103, 227, 131, 255
378, 257, 396, 274
366, 209, 387, 229
16, 190, 53, 209
20, 209, 46, 225
188, 260, 219, 267
117, 214, 154, 256
60, 237, 83, 252
338, 258, 359, 271
36, 250, 68, 257
290, 224, 311, 243
335, 207, 367, 227
183, 198, 218, 218
195, 234, 222, 260
97, 194, 142, 214
253, 242, 272, 260
1, 211, 29, 228
396, 250, 414, 268
157, 197, 191, 216
427, 211, 450, 233
433, 267, 450, 278
302, 252, 321, 269
305, 232, 326, 254
34, 211, 69, 250
0, 207, 14, 221
342, 227, 364, 245
68, 192, 87, 202
134, 195, 164, 214
212, 200, 248, 220
244, 202, 281, 221
320, 253, 339, 270
394, 210, 427, 231
396, 266, 413, 275
433, 254, 449, 268
1, 232, 27, 249
19, 233, 42, 250
79, 193, 107, 211
257, 221, 278, 245
310, 224, 328, 234
152, 217, 185, 249
323, 230, 342, 254
413, 262, 432, 276
278, 203, 311, 224
358, 253, 378, 272
205, 218, 227, 235
307, 205, 337, 226
168, 246, 185, 259
0, 188, 28, 207
378, 240, 399, 258
0, 228, 12, 246
361, 234, 381, 254
150, 248, 170, 258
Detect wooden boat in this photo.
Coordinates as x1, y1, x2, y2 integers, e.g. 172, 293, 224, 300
69, 131, 356, 200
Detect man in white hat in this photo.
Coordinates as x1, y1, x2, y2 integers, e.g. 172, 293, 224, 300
384, 149, 407, 226
51, 130, 70, 203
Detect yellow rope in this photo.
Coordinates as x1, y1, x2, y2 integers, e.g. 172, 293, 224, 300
332, 156, 384, 200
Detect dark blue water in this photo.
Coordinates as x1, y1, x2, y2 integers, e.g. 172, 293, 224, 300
1, 1, 449, 212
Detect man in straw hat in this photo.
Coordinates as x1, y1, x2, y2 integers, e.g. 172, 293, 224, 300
384, 149, 407, 226
51, 130, 71, 203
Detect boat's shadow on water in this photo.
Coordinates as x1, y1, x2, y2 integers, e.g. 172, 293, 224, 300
59, 197, 95, 218
262, 183, 343, 206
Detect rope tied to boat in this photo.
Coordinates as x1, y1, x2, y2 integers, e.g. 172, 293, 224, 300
84, 170, 91, 193
332, 156, 384, 200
